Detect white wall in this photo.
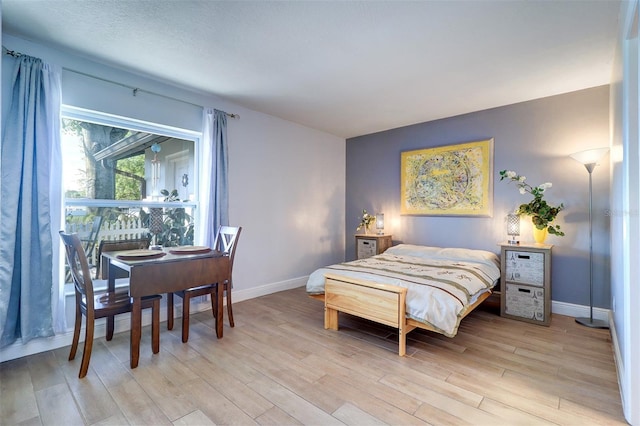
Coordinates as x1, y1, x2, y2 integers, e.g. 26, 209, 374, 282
610, 1, 640, 424
228, 112, 347, 294
1, 34, 346, 361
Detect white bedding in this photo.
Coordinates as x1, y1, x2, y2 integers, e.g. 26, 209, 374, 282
306, 244, 501, 337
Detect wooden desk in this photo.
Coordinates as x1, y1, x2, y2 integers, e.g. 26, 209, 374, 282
102, 249, 230, 368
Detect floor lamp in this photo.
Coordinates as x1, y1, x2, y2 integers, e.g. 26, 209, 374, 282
570, 147, 610, 329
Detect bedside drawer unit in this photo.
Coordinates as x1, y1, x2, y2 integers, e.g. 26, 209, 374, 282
505, 283, 546, 323
355, 234, 392, 260
500, 243, 552, 326
504, 250, 545, 287
357, 238, 377, 259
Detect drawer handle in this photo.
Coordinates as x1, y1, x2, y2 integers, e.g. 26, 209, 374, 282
517, 255, 530, 259
362, 241, 370, 246
518, 288, 531, 293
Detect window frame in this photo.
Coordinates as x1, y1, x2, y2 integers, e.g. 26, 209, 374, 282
60, 105, 203, 294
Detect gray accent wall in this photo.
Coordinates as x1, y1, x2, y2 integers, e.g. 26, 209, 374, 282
346, 86, 610, 308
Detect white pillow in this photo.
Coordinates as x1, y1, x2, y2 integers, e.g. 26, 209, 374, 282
384, 244, 499, 267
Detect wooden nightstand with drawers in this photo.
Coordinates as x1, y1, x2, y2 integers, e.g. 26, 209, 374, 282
500, 242, 552, 326
355, 234, 392, 259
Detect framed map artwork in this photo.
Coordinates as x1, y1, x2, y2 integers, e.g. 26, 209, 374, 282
400, 139, 494, 216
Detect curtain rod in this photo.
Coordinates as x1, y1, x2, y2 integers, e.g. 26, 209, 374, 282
3, 46, 22, 57
2, 45, 239, 119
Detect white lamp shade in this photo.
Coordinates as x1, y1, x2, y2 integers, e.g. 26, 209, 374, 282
570, 147, 609, 165
376, 213, 384, 229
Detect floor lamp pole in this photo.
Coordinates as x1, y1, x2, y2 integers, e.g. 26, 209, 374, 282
575, 162, 609, 329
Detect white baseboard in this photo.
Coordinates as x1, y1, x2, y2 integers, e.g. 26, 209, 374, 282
0, 281, 609, 363
0, 276, 309, 363
230, 276, 308, 303
608, 312, 626, 412
551, 300, 610, 323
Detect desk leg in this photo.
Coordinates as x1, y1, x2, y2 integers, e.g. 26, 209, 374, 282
215, 283, 223, 339
151, 297, 160, 354
106, 317, 115, 341
106, 258, 117, 291
106, 256, 117, 341
131, 297, 142, 368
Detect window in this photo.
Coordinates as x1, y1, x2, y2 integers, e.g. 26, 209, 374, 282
61, 106, 201, 277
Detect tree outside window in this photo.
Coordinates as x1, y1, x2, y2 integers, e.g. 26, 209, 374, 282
62, 116, 197, 247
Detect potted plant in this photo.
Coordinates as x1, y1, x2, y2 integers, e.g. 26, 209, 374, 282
140, 189, 194, 247
499, 170, 565, 242
356, 209, 376, 234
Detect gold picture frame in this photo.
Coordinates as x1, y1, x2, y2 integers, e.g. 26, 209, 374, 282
400, 139, 494, 216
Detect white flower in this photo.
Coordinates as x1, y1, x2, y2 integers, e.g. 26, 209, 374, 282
357, 209, 376, 231
518, 176, 526, 182
506, 171, 517, 179
519, 187, 526, 195
538, 182, 553, 191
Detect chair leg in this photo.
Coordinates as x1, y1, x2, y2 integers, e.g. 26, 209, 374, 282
106, 316, 115, 341
209, 288, 217, 317
181, 293, 190, 343
69, 306, 82, 361
211, 287, 218, 317
151, 298, 160, 354
79, 314, 95, 378
226, 280, 234, 327
167, 293, 174, 330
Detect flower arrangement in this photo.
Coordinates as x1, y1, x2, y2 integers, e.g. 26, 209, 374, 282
499, 170, 565, 236
356, 209, 376, 233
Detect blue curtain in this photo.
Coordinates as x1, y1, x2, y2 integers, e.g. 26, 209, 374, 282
0, 54, 62, 347
198, 108, 229, 247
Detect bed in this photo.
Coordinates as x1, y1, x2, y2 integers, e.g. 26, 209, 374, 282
306, 244, 501, 355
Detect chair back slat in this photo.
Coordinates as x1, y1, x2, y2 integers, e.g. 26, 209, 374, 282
83, 216, 103, 263
213, 226, 242, 275
60, 231, 95, 304
214, 226, 241, 254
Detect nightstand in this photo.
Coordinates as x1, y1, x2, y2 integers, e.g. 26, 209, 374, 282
355, 234, 392, 259
499, 242, 552, 326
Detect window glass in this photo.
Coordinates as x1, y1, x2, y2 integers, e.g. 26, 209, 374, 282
61, 108, 199, 272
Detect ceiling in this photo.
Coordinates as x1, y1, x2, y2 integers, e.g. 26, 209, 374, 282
2, 1, 621, 139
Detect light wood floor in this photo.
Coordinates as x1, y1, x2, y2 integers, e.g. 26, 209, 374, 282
1, 287, 626, 425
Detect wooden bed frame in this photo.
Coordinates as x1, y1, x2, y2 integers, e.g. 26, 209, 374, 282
310, 273, 492, 356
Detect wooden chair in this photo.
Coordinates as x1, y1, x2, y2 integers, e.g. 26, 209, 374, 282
95, 236, 152, 340
95, 236, 151, 279
59, 231, 161, 378
167, 226, 242, 342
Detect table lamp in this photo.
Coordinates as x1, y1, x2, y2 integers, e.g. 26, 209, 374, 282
376, 213, 385, 235
507, 213, 520, 245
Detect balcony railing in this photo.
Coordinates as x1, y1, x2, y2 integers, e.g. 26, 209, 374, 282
64, 198, 197, 267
